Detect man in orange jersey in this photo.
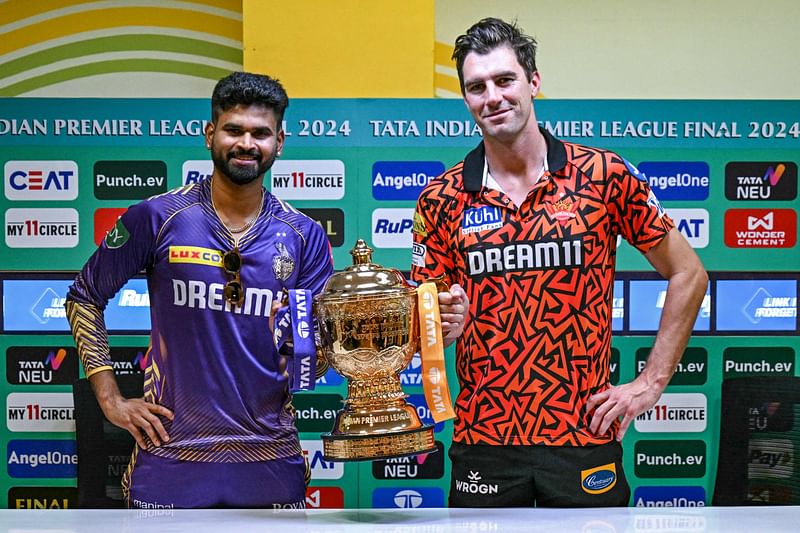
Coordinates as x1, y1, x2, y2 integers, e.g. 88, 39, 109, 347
412, 18, 707, 507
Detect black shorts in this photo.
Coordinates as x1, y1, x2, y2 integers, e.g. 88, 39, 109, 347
448, 441, 630, 507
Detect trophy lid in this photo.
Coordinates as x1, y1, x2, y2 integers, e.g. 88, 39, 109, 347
317, 239, 413, 299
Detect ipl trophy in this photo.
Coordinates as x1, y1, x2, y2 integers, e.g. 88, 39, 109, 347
314, 239, 451, 461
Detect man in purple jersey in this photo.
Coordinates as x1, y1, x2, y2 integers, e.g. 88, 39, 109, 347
66, 72, 334, 508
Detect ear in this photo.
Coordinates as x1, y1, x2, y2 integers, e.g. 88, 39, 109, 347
276, 128, 285, 156
204, 121, 214, 149
530, 70, 542, 99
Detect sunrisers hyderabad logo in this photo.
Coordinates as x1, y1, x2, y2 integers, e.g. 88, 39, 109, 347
545, 197, 579, 226
581, 462, 617, 494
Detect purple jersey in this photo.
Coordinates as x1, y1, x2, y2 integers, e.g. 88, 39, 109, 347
67, 178, 334, 462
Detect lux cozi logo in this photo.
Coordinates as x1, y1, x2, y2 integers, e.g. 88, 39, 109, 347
168, 246, 223, 267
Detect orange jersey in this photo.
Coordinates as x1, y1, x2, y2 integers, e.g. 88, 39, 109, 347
411, 129, 674, 446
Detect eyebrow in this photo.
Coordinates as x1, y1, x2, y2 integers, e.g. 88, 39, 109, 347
463, 70, 519, 87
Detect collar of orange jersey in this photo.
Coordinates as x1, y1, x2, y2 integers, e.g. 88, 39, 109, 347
462, 126, 567, 193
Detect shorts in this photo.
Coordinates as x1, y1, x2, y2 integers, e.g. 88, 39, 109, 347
448, 441, 630, 507
124, 449, 309, 509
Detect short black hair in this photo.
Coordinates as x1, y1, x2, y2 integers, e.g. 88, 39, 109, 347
452, 17, 538, 93
211, 71, 289, 127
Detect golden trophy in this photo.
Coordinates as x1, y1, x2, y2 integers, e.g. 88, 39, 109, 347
314, 239, 449, 461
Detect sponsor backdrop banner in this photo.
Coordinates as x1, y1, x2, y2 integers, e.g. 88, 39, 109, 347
1, 98, 798, 509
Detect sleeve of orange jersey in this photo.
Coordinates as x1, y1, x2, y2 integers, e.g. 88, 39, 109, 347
609, 155, 675, 253
410, 181, 455, 286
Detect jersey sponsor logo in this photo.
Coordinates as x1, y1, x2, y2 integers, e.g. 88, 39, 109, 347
372, 487, 444, 508
544, 197, 579, 226
411, 243, 426, 268
670, 208, 709, 248
94, 160, 168, 200
105, 217, 130, 249
6, 347, 78, 386
5, 208, 79, 248
298, 208, 345, 247
462, 205, 502, 235
168, 246, 223, 267
623, 158, 647, 181
581, 462, 617, 494
301, 440, 344, 480
181, 159, 213, 185
7, 392, 75, 432
412, 211, 427, 237
725, 161, 797, 201
172, 279, 275, 317
633, 485, 706, 507
453, 470, 498, 495
372, 208, 414, 248
305, 486, 344, 508
638, 162, 710, 201
716, 280, 797, 332
8, 486, 77, 509
7, 440, 78, 478
749, 439, 794, 479
4, 161, 78, 200
371, 161, 444, 200
724, 209, 796, 248
466, 238, 583, 277
372, 441, 445, 479
646, 189, 666, 218
94, 208, 128, 246
270, 160, 345, 200
634, 393, 707, 433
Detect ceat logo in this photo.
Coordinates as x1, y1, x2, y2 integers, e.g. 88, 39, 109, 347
5, 161, 78, 201
94, 208, 128, 245
305, 487, 344, 508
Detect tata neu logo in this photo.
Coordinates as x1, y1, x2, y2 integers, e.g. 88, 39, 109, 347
94, 160, 168, 199
724, 209, 796, 248
4, 161, 78, 200
6, 346, 79, 385
372, 441, 444, 479
725, 162, 797, 201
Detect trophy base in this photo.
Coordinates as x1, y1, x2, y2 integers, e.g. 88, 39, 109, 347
321, 425, 436, 462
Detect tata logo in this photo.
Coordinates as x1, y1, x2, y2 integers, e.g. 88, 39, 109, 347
372, 487, 444, 508
371, 208, 414, 248
181, 160, 213, 185
725, 162, 797, 201
5, 161, 78, 201
371, 161, 444, 201
669, 208, 709, 248
301, 440, 344, 480
638, 162, 710, 201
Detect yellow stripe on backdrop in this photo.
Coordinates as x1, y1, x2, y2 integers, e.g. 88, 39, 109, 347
0, 0, 242, 96
243, 0, 434, 98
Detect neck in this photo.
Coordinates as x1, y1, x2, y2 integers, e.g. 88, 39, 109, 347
484, 125, 547, 186
210, 174, 264, 233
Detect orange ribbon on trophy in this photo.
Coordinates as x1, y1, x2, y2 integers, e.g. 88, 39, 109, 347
417, 282, 456, 423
